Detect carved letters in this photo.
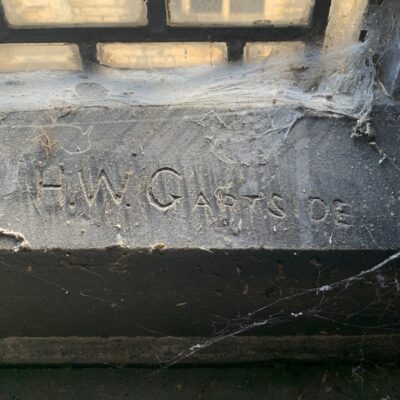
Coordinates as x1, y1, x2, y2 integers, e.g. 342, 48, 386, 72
79, 169, 133, 207
147, 168, 183, 211
308, 197, 353, 227
32, 164, 353, 230
37, 165, 65, 207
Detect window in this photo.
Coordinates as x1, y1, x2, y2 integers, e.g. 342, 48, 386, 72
0, 0, 366, 71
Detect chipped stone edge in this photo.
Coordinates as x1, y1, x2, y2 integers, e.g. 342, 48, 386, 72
0, 229, 30, 252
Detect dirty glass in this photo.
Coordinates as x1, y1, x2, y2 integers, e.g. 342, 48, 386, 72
167, 0, 315, 27
97, 42, 228, 69
2, 0, 148, 27
0, 43, 82, 72
243, 42, 305, 63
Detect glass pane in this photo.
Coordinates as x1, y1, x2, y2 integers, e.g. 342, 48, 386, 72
190, 0, 222, 13
97, 42, 228, 69
244, 42, 305, 63
230, 0, 264, 14
167, 0, 315, 27
2, 0, 148, 27
0, 44, 82, 72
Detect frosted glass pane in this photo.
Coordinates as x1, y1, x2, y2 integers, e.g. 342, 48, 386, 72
230, 0, 264, 14
244, 42, 305, 63
3, 0, 147, 27
0, 44, 82, 72
167, 0, 315, 27
190, 0, 222, 13
97, 42, 228, 69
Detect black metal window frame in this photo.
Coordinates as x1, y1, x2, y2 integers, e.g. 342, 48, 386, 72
0, 0, 331, 64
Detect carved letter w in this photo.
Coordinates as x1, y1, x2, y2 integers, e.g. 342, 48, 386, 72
79, 169, 132, 207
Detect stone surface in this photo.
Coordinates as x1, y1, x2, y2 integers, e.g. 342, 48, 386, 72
0, 364, 398, 400
0, 105, 399, 251
0, 335, 398, 366
0, 249, 398, 337
0, 102, 399, 338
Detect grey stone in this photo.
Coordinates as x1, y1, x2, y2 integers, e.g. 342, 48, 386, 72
0, 105, 399, 251
0, 103, 398, 339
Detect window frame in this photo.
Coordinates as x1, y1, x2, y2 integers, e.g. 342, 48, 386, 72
0, 0, 331, 63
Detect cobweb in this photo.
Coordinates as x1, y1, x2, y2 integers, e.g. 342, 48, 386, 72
0, 0, 393, 128
0, 0, 398, 388
137, 2, 400, 374
155, 251, 400, 370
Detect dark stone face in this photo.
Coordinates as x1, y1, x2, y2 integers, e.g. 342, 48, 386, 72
0, 105, 399, 251
0, 103, 399, 339
0, 0, 399, 373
